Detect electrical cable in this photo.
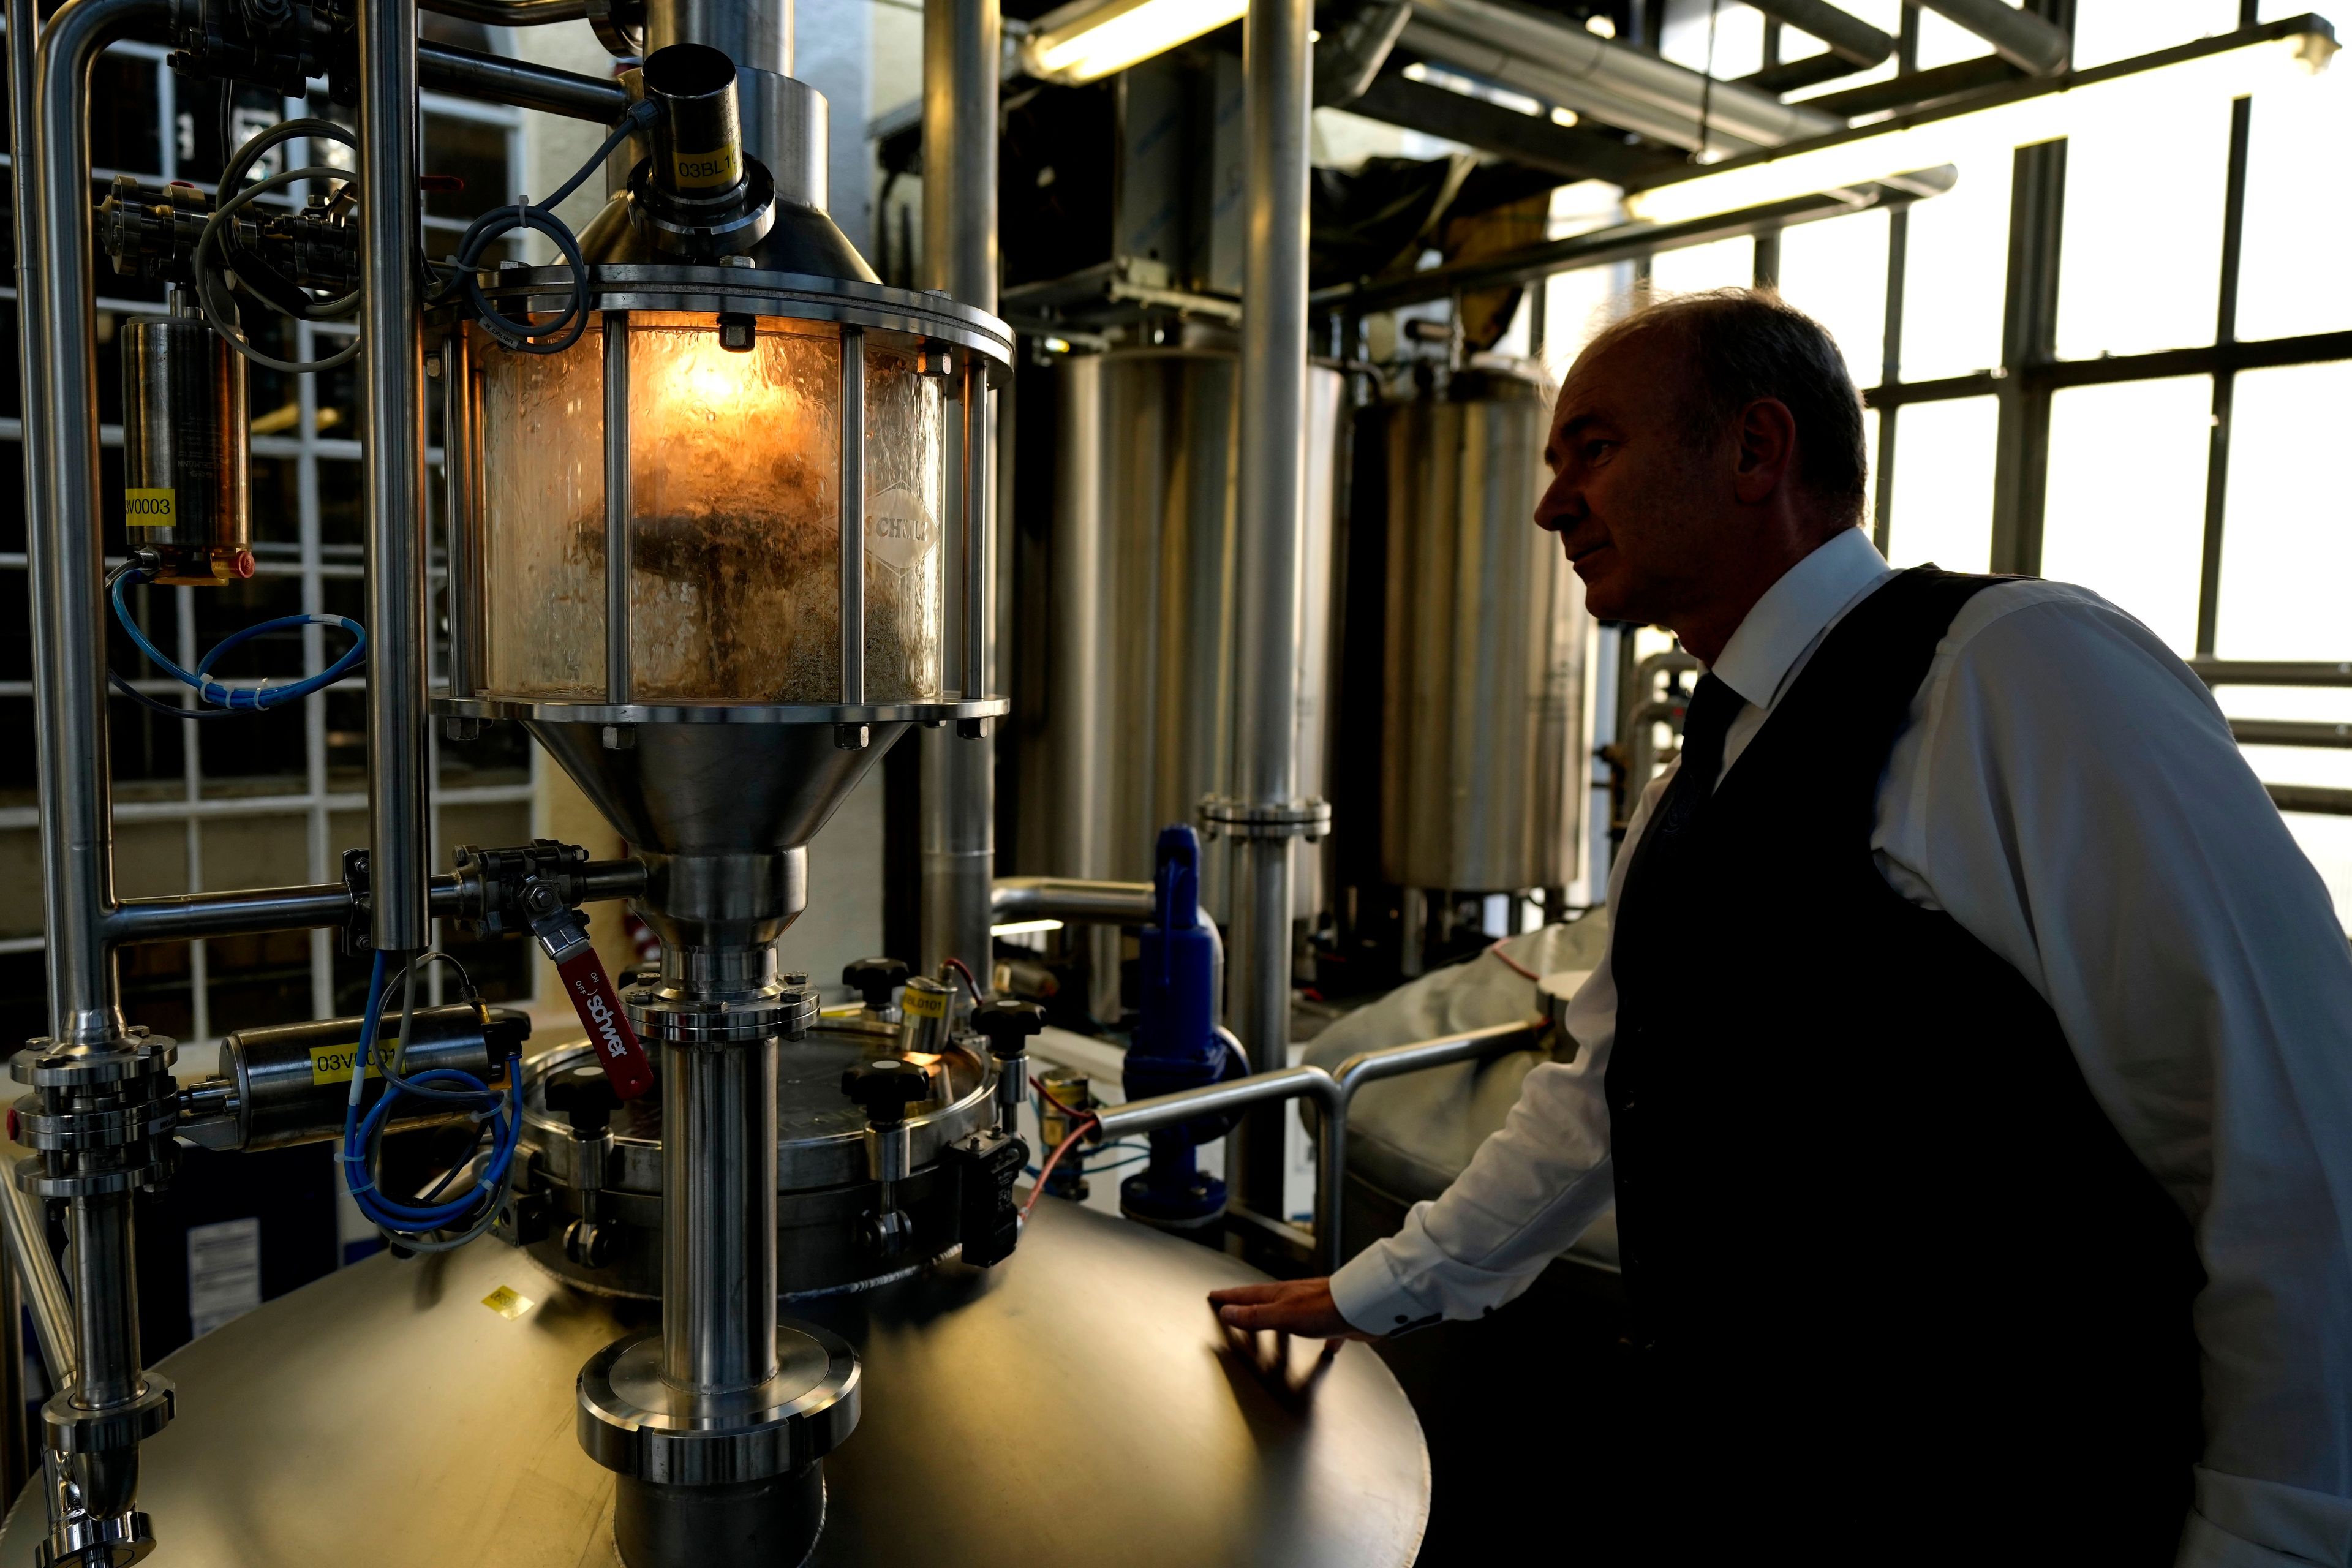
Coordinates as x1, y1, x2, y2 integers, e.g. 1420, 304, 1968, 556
337, 950, 521, 1246
197, 116, 366, 374
108, 564, 365, 715
943, 955, 987, 1005
436, 103, 657, 355
1485, 940, 1540, 981
1022, 1072, 1101, 1218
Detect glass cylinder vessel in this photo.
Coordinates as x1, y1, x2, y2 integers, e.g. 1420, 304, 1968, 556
469, 309, 948, 706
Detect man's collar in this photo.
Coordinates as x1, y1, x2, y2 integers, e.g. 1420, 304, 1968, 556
1705, 527, 1895, 710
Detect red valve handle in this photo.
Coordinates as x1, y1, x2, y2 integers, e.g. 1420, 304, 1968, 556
557, 948, 653, 1100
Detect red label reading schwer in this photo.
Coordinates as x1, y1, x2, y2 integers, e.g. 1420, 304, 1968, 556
558, 951, 652, 1099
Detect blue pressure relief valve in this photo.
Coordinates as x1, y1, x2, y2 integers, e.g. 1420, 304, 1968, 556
1118, 825, 1249, 1242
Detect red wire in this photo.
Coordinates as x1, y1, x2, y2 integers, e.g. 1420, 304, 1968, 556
1487, 940, 1540, 981
1022, 1072, 1101, 1219
944, 956, 986, 1005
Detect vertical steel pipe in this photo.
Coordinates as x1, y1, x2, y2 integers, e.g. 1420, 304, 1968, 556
359, 0, 432, 951
660, 1040, 781, 1393
442, 327, 480, 699
840, 326, 865, 705
918, 0, 1000, 989
25, 0, 164, 1050
1223, 0, 1317, 1216
0, 1175, 71, 1390
645, 0, 790, 75
605, 312, 633, 706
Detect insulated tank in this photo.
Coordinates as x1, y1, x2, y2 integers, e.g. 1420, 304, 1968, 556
1372, 369, 1585, 894
1030, 346, 1344, 916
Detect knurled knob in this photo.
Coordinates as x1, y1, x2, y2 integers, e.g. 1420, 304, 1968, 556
842, 956, 911, 1012
544, 1063, 620, 1136
971, 999, 1045, 1059
840, 1056, 931, 1128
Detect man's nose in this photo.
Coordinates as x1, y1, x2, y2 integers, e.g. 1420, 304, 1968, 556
1532, 472, 1580, 534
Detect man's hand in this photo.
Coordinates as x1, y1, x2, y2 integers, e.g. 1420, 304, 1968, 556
1207, 1278, 1371, 1341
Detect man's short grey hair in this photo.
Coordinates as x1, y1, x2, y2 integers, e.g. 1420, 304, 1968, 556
1582, 287, 1869, 526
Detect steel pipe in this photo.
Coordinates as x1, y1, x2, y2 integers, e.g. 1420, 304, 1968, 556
420, 0, 586, 22
417, 39, 635, 123
1222, 0, 1319, 1226
918, 0, 1001, 998
840, 326, 865, 707
1318, 1022, 1543, 1271
26, 0, 167, 1052
360, 0, 431, 952
605, 311, 632, 707
1088, 1019, 1545, 1272
2230, 720, 2352, 750
1401, 0, 1839, 156
2193, 659, 2352, 687
647, 0, 789, 75
1914, 0, 2069, 75
1747, 0, 1892, 68
0, 1173, 74, 1389
2266, 785, 2352, 818
102, 858, 648, 946
989, 877, 1155, 926
662, 1039, 780, 1393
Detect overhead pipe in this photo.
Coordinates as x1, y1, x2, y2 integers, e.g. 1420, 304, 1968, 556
1747, 0, 1892, 68
1401, 0, 1841, 156
418, 0, 587, 20
1913, 0, 2070, 75
918, 0, 1001, 1001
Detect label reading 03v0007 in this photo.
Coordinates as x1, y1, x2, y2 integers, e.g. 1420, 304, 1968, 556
307, 1044, 383, 1088
126, 488, 176, 529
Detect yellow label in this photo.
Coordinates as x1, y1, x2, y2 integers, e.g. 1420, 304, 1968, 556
671, 144, 741, 191
902, 985, 948, 1020
307, 1043, 382, 1088
480, 1285, 535, 1320
125, 488, 176, 529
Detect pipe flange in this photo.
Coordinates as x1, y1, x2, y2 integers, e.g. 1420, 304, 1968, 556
41, 1374, 174, 1453
625, 986, 818, 1044
35, 1506, 154, 1568
12, 1031, 176, 1089
15, 1155, 169, 1200
626, 158, 777, 259
13, 1094, 181, 1152
576, 1324, 860, 1486
1197, 796, 1334, 842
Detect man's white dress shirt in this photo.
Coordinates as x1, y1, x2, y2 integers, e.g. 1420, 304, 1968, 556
1328, 526, 2352, 1568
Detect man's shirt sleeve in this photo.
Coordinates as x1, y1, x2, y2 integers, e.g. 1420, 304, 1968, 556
1326, 777, 1664, 1334
1879, 586, 2352, 1568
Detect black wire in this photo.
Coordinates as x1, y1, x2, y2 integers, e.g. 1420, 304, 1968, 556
438, 104, 657, 356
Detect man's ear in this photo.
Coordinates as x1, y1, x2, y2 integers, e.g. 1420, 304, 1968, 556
1731, 397, 1798, 505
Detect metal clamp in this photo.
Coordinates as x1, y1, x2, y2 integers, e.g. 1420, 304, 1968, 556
1196, 795, 1333, 842
40, 1374, 174, 1453
622, 983, 819, 1044
576, 1323, 861, 1485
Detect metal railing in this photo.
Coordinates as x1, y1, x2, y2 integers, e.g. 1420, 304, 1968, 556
1087, 1018, 1547, 1273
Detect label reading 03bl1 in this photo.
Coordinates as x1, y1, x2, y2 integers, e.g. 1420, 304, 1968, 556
902, 986, 949, 1020
125, 488, 176, 529
307, 1044, 382, 1088
671, 145, 741, 190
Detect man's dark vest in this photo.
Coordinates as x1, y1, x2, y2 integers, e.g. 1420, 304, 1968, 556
1607, 568, 2203, 1559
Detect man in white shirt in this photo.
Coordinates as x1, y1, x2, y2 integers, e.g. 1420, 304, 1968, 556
1209, 289, 2352, 1566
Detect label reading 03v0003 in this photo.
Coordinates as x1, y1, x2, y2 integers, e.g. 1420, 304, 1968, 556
126, 488, 176, 528
307, 1044, 383, 1088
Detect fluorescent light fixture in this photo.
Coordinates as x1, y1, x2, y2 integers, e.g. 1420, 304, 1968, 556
1022, 0, 1250, 85
1626, 20, 2336, 227
990, 918, 1066, 937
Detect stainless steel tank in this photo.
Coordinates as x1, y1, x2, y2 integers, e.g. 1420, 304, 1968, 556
0, 1200, 1431, 1568
1031, 346, 1344, 918
1374, 369, 1585, 894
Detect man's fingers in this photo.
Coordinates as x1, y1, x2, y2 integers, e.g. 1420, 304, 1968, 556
1206, 1282, 1289, 1308
1215, 1300, 1300, 1332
